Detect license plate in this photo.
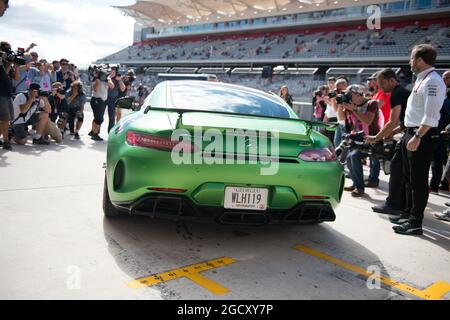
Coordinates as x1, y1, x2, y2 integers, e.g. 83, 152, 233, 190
224, 187, 268, 211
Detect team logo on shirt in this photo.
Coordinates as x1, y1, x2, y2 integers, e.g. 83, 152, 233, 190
427, 84, 438, 97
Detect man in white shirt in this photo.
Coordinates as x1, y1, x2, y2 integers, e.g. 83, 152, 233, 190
12, 83, 52, 145
392, 44, 446, 236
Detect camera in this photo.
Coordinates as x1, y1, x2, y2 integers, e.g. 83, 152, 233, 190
0, 48, 27, 66
335, 131, 397, 175
336, 92, 352, 105
38, 90, 50, 98
88, 65, 109, 82
328, 91, 337, 98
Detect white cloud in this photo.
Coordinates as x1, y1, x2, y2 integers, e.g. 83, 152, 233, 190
0, 0, 136, 68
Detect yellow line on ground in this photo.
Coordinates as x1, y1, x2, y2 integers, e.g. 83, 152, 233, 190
294, 244, 450, 300
128, 257, 235, 295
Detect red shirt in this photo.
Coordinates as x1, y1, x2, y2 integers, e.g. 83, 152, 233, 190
372, 89, 391, 126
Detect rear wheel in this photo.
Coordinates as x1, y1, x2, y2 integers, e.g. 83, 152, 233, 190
103, 174, 129, 218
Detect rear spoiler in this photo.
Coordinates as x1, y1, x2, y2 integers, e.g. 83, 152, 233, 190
144, 106, 338, 133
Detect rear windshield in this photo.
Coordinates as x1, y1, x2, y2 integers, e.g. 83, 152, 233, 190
169, 82, 294, 119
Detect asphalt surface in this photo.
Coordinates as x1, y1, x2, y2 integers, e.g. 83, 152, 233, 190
0, 109, 449, 300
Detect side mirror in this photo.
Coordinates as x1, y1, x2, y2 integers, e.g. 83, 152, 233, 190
115, 97, 135, 110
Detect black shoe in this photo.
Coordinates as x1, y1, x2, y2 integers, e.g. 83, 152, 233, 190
372, 204, 403, 215
2, 142, 12, 150
88, 130, 94, 137
344, 185, 356, 192
389, 217, 409, 225
351, 189, 365, 197
393, 222, 423, 236
365, 180, 379, 188
70, 131, 75, 136
91, 134, 103, 141
33, 137, 50, 145
74, 133, 80, 140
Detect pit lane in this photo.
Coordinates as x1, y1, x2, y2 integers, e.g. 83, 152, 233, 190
0, 109, 449, 300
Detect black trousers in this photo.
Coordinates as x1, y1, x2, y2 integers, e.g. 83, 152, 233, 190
402, 128, 439, 226
106, 97, 117, 133
430, 137, 448, 189
91, 97, 106, 126
386, 138, 406, 211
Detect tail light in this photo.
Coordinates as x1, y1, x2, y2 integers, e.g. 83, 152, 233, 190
299, 147, 337, 162
126, 131, 196, 152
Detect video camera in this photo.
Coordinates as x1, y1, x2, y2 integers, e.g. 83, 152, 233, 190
0, 48, 27, 66
335, 131, 397, 175
88, 64, 109, 82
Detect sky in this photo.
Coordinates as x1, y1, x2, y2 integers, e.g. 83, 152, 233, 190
0, 0, 137, 69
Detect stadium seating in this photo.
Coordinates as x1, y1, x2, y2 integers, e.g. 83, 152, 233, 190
101, 20, 450, 62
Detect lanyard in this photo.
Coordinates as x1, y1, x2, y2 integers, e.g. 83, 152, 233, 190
413, 70, 434, 93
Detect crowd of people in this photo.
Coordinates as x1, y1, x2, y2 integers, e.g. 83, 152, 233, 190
0, 40, 144, 148
0, 41, 88, 148
293, 44, 450, 232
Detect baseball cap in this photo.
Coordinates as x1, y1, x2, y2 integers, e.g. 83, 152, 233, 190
335, 78, 348, 86
29, 83, 41, 91
346, 84, 367, 96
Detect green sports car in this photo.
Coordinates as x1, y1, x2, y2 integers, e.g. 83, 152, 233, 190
104, 80, 344, 225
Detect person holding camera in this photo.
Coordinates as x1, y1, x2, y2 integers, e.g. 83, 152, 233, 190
312, 85, 327, 122
89, 68, 114, 141
0, 41, 20, 150
11, 83, 51, 145
366, 69, 411, 216
56, 59, 76, 91
115, 69, 136, 123
105, 67, 126, 132
330, 78, 349, 147
342, 84, 380, 197
390, 44, 446, 235
66, 81, 86, 140
47, 82, 68, 141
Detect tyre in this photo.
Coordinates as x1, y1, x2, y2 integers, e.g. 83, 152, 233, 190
103, 174, 129, 218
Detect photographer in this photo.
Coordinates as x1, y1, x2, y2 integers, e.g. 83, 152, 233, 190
116, 69, 136, 123
47, 82, 68, 141
342, 84, 380, 197
0, 41, 20, 150
11, 83, 51, 145
89, 66, 114, 141
66, 81, 86, 140
330, 78, 348, 147
312, 85, 327, 122
56, 59, 76, 91
367, 68, 411, 216
105, 66, 126, 132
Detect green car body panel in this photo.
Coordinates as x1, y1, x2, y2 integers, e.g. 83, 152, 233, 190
105, 80, 345, 223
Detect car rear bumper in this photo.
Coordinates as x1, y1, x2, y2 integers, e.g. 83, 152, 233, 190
112, 193, 336, 225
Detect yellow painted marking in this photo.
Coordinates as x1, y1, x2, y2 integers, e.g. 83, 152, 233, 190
185, 272, 229, 295
294, 244, 450, 300
128, 257, 235, 295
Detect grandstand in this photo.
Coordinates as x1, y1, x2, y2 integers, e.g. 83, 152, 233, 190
96, 0, 450, 103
